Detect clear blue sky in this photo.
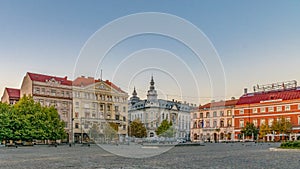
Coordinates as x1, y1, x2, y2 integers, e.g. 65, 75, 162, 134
1, 0, 300, 104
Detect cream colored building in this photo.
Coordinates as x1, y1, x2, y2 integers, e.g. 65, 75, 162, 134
72, 76, 128, 143
20, 72, 73, 142
191, 99, 237, 142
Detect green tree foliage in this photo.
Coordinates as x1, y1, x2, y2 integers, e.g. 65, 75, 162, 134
259, 123, 271, 139
103, 123, 118, 141
241, 122, 259, 139
0, 96, 66, 142
129, 119, 147, 138
271, 117, 292, 135
156, 120, 174, 138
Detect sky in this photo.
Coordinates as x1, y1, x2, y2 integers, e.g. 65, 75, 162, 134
0, 0, 300, 105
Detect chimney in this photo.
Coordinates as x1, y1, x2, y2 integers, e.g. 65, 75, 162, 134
244, 88, 248, 94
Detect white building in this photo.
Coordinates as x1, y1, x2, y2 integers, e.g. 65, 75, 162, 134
128, 76, 192, 139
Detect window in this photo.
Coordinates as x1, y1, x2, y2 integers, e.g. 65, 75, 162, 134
268, 107, 274, 112
41, 88, 45, 94
298, 104, 300, 110
298, 116, 300, 125
220, 111, 224, 117
200, 113, 203, 118
260, 119, 265, 125
123, 116, 126, 121
268, 118, 273, 127
213, 120, 217, 127
240, 109, 244, 114
227, 110, 232, 116
253, 119, 258, 127
75, 123, 79, 129
50, 89, 56, 96
92, 113, 96, 118
285, 105, 291, 111
286, 117, 291, 122
85, 112, 90, 118
84, 124, 88, 129
277, 106, 282, 112
253, 108, 258, 113
75, 112, 79, 118
220, 120, 224, 127
206, 112, 210, 118
123, 125, 126, 130
239, 120, 244, 128
34, 87, 40, 94
65, 122, 68, 128
115, 115, 119, 120
115, 106, 119, 112
261, 107, 265, 113
227, 119, 232, 127
193, 113, 197, 119
123, 106, 126, 112
213, 111, 217, 117
206, 120, 210, 128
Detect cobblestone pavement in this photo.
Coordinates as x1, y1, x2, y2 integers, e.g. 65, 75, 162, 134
0, 142, 299, 169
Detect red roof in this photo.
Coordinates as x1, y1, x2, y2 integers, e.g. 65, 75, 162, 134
105, 80, 126, 93
27, 72, 72, 86
237, 88, 300, 105
73, 76, 100, 87
72, 76, 125, 93
200, 99, 238, 109
5, 88, 20, 99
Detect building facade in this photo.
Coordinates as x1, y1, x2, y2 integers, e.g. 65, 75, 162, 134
191, 99, 237, 142
20, 72, 73, 142
234, 81, 300, 141
1, 88, 20, 104
128, 76, 192, 139
72, 76, 128, 143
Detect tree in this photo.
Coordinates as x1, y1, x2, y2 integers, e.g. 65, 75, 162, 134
259, 123, 271, 139
129, 119, 147, 138
271, 117, 292, 140
103, 123, 118, 141
0, 96, 67, 143
156, 120, 174, 138
241, 122, 259, 139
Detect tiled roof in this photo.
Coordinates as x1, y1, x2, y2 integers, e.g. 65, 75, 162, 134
28, 72, 72, 86
200, 99, 238, 109
5, 88, 20, 98
105, 80, 126, 93
237, 88, 300, 105
72, 76, 125, 93
73, 76, 100, 87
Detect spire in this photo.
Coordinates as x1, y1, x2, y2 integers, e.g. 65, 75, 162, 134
147, 75, 158, 100
132, 87, 137, 96
150, 75, 155, 90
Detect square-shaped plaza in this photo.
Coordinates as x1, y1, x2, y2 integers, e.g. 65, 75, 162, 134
0, 143, 299, 169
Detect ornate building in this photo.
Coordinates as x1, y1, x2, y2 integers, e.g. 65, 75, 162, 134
72, 76, 128, 143
191, 99, 237, 142
20, 72, 73, 142
128, 76, 192, 139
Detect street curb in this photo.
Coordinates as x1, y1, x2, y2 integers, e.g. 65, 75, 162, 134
269, 147, 300, 152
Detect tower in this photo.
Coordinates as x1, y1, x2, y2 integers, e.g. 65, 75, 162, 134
147, 76, 158, 101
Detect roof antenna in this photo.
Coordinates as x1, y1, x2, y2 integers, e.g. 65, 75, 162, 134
100, 69, 102, 81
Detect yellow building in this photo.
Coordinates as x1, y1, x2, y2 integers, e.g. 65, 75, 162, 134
72, 76, 128, 143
